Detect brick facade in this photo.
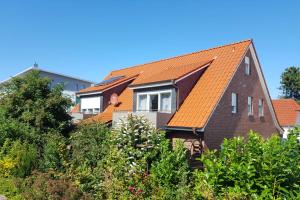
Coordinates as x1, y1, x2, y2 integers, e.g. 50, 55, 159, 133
204, 50, 279, 149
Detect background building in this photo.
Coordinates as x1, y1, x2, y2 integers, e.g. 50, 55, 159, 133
0, 63, 94, 103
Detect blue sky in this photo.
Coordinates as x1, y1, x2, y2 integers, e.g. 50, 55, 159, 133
0, 0, 299, 98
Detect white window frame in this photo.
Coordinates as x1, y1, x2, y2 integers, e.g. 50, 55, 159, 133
248, 96, 253, 116
258, 99, 264, 117
245, 56, 250, 75
94, 108, 100, 114
231, 93, 237, 113
136, 90, 172, 113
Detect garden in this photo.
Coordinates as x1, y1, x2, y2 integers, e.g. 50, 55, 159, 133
0, 71, 300, 199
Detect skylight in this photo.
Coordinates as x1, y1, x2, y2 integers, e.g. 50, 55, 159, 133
95, 76, 125, 86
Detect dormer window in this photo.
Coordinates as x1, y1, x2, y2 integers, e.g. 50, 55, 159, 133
245, 56, 250, 75
136, 90, 172, 113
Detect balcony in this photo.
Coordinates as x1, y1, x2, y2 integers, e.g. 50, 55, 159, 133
112, 111, 173, 129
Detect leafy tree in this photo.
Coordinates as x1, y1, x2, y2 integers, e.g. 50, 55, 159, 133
0, 70, 73, 136
194, 131, 300, 199
280, 66, 300, 100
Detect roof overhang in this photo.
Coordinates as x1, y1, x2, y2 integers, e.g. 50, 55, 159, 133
77, 75, 138, 96
128, 80, 174, 90
164, 126, 204, 133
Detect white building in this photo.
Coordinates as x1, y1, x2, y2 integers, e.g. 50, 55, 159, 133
0, 64, 94, 103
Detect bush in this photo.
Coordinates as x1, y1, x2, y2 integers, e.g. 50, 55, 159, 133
18, 170, 91, 200
194, 131, 300, 199
150, 140, 193, 199
0, 139, 38, 178
41, 133, 68, 171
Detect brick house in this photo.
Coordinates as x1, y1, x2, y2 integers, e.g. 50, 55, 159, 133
76, 39, 282, 154
272, 99, 300, 138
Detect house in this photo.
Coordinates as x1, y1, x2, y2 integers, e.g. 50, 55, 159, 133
76, 39, 282, 154
0, 63, 94, 103
272, 99, 300, 138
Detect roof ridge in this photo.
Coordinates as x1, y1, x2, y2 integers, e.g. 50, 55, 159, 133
110, 39, 252, 74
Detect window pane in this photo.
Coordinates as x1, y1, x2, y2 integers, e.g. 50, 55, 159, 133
150, 94, 158, 111
245, 56, 250, 75
160, 93, 171, 112
248, 96, 253, 115
138, 95, 147, 111
259, 99, 264, 116
231, 93, 237, 113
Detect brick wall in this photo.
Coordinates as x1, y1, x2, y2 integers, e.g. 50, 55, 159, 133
204, 50, 279, 149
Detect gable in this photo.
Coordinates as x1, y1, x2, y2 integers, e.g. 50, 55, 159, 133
168, 40, 251, 128
204, 48, 280, 143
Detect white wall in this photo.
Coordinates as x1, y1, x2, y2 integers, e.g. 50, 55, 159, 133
81, 96, 101, 111
282, 126, 293, 139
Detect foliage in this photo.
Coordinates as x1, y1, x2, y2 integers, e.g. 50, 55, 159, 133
0, 70, 73, 136
0, 139, 38, 178
68, 123, 110, 193
0, 177, 23, 200
194, 131, 300, 199
41, 133, 68, 171
280, 66, 300, 100
18, 170, 91, 200
0, 108, 35, 147
150, 140, 193, 199
97, 115, 165, 199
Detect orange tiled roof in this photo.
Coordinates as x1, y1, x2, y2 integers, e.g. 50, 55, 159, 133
70, 104, 80, 113
84, 39, 252, 128
131, 60, 213, 86
84, 87, 134, 123
272, 99, 300, 126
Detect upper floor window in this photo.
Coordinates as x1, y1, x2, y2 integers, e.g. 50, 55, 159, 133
248, 96, 253, 116
137, 90, 172, 113
245, 56, 250, 75
231, 93, 237, 113
258, 99, 264, 117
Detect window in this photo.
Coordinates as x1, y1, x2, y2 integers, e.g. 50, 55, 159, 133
149, 94, 159, 111
245, 56, 250, 75
136, 90, 172, 113
82, 109, 87, 114
94, 108, 100, 114
258, 99, 264, 117
88, 109, 93, 114
248, 96, 253, 116
160, 93, 172, 112
137, 94, 147, 111
231, 93, 237, 113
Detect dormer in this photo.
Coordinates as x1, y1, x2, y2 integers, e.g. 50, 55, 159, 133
76, 74, 137, 115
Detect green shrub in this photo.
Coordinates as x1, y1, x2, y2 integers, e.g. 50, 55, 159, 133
41, 133, 68, 171
0, 177, 23, 200
194, 131, 300, 199
0, 139, 38, 178
18, 170, 91, 200
150, 140, 192, 199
